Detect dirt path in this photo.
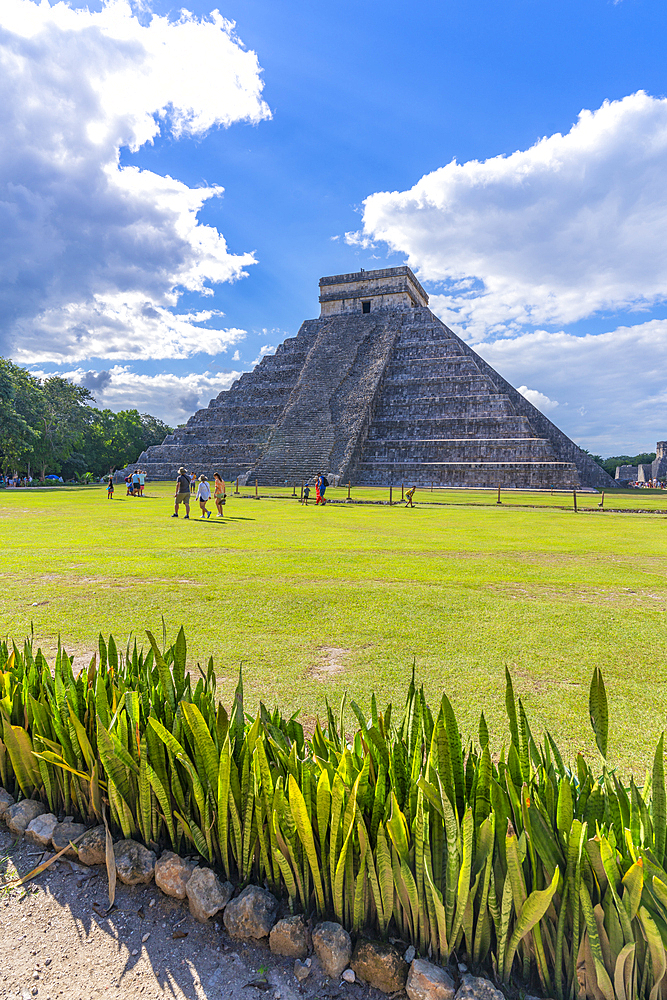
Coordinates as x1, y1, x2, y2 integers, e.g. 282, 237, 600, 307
0, 830, 377, 1000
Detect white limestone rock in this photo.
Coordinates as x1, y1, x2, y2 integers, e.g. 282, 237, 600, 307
312, 922, 352, 979
407, 959, 456, 1000
155, 851, 196, 900
7, 800, 46, 836
185, 867, 233, 922
25, 813, 58, 848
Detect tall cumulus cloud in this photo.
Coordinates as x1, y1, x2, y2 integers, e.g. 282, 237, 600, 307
351, 92, 667, 452
0, 0, 271, 363
354, 91, 667, 339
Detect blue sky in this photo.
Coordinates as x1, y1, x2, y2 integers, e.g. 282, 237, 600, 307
2, 0, 667, 453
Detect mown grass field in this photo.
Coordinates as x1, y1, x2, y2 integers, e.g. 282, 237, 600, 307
2, 481, 667, 770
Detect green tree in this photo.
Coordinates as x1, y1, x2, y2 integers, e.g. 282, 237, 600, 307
0, 359, 42, 473
74, 409, 172, 477
30, 377, 94, 481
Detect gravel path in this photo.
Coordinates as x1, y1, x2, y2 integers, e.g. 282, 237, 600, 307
0, 829, 377, 1000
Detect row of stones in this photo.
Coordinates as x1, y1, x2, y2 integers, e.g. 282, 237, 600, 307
0, 791, 512, 1000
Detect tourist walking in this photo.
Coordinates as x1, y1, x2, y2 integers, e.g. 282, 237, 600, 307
190, 472, 197, 494
316, 473, 328, 505
405, 486, 416, 507
213, 474, 226, 516
172, 467, 191, 518
107, 475, 114, 500
196, 475, 212, 518
302, 483, 311, 505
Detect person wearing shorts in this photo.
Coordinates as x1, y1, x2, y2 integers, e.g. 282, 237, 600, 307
213, 473, 226, 517
139, 471, 146, 496
132, 471, 140, 496
196, 475, 212, 518
172, 467, 191, 518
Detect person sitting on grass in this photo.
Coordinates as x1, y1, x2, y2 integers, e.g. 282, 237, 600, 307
107, 475, 114, 500
213, 473, 226, 517
196, 474, 212, 519
172, 466, 191, 519
405, 486, 416, 507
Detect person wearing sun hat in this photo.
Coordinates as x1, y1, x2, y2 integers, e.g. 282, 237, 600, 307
172, 466, 191, 519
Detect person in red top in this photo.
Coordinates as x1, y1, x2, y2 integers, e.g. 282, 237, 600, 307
172, 467, 191, 519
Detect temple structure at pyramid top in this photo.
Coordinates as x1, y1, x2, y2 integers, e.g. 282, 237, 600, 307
127, 266, 613, 490
319, 266, 429, 315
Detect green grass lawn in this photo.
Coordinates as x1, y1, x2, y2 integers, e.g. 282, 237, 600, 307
2, 481, 667, 771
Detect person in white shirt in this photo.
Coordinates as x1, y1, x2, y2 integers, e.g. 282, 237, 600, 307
139, 471, 146, 495
196, 475, 212, 519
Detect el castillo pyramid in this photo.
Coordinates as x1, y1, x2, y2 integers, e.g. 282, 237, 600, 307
130, 267, 612, 489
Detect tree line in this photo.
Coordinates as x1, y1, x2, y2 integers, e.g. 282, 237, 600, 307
0, 358, 172, 480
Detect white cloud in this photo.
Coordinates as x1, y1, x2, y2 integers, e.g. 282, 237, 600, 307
13, 294, 247, 363
0, 0, 270, 362
357, 92, 667, 339
516, 386, 559, 413
476, 320, 667, 454
252, 343, 276, 366
33, 364, 244, 425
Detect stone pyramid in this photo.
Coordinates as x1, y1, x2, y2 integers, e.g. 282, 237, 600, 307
130, 267, 612, 489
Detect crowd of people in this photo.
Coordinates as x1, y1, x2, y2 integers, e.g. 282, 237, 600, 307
120, 469, 147, 496
172, 467, 227, 519
1, 474, 34, 487
628, 478, 667, 489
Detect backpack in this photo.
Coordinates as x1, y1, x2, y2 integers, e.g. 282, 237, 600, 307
321, 477, 329, 487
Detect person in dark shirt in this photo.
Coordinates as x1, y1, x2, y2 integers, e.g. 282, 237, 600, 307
172, 467, 191, 518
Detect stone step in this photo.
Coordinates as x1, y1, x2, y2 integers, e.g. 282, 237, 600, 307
362, 438, 558, 462
357, 460, 579, 488
368, 416, 535, 437
374, 395, 514, 418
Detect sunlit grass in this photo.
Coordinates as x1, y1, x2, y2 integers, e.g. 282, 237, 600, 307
2, 481, 666, 771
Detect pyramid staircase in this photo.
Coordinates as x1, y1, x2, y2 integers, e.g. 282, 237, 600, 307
349, 309, 580, 488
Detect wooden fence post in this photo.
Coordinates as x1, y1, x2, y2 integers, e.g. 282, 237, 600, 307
496, 484, 502, 505
389, 486, 393, 506
235, 477, 239, 494
573, 489, 577, 512
401, 484, 404, 501
599, 491, 604, 509
255, 479, 259, 499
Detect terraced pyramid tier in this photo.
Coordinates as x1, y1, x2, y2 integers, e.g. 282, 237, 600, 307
127, 268, 613, 490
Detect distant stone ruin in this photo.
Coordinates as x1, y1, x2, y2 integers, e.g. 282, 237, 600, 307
615, 465, 639, 482
128, 267, 613, 489
616, 443, 667, 483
